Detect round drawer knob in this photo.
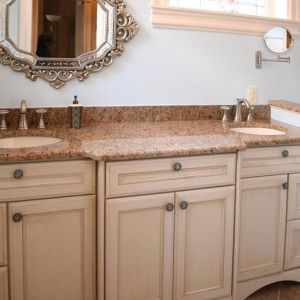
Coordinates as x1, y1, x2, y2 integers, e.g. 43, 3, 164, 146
165, 203, 174, 212
12, 213, 23, 223
283, 183, 288, 190
180, 201, 189, 210
14, 169, 24, 179
282, 150, 289, 158
174, 163, 182, 172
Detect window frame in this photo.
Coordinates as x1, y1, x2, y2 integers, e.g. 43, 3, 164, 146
152, 0, 300, 36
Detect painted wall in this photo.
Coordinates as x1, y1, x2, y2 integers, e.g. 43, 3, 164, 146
1, 0, 300, 108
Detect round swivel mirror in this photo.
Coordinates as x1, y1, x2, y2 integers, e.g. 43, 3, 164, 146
264, 27, 293, 55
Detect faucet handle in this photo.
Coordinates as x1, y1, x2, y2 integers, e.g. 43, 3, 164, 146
36, 108, 48, 129
247, 106, 254, 122
221, 106, 230, 122
0, 110, 9, 130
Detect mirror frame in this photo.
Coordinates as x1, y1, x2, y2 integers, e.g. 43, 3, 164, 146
264, 26, 293, 56
0, 0, 138, 88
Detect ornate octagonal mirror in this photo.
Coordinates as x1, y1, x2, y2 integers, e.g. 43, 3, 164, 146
0, 0, 138, 88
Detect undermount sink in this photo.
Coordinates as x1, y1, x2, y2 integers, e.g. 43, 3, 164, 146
0, 136, 62, 149
231, 127, 286, 136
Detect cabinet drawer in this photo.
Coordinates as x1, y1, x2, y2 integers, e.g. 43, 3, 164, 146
0, 205, 7, 266
106, 154, 236, 198
0, 267, 8, 300
0, 160, 95, 202
285, 220, 300, 271
240, 146, 300, 178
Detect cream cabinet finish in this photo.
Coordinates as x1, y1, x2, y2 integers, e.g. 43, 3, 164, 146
0, 160, 95, 202
0, 267, 8, 300
240, 146, 300, 178
285, 220, 300, 270
288, 173, 300, 220
106, 154, 236, 198
0, 204, 7, 266
174, 186, 235, 300
106, 193, 174, 300
237, 175, 287, 282
9, 195, 96, 300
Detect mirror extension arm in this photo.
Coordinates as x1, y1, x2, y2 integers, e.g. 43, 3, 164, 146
255, 51, 291, 69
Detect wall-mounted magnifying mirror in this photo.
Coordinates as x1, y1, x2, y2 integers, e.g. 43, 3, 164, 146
264, 27, 293, 54
0, 0, 139, 89
256, 26, 292, 69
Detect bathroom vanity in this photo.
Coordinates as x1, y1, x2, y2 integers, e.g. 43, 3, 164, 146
1, 145, 300, 300
1, 105, 300, 300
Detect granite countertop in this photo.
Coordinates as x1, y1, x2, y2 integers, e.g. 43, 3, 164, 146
1, 119, 300, 163
269, 100, 300, 113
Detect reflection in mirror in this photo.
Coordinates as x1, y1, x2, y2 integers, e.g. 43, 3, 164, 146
8, 0, 107, 58
264, 27, 292, 54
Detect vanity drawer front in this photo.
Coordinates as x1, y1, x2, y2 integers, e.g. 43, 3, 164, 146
240, 146, 300, 178
0, 204, 7, 266
0, 267, 8, 300
106, 154, 236, 198
0, 160, 95, 202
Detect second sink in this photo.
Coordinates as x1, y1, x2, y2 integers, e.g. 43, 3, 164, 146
231, 127, 286, 136
0, 136, 62, 149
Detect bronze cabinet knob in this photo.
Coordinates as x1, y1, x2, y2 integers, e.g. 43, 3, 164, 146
14, 169, 24, 179
165, 203, 174, 212
282, 150, 289, 158
174, 163, 182, 172
180, 201, 189, 210
283, 183, 288, 190
12, 213, 23, 223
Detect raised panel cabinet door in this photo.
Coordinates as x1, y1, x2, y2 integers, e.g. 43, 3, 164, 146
9, 195, 96, 300
287, 173, 300, 220
106, 193, 175, 300
174, 186, 235, 300
0, 204, 7, 266
237, 175, 287, 282
0, 267, 8, 300
285, 220, 300, 270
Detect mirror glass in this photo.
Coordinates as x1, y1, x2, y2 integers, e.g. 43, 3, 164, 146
8, 0, 107, 58
264, 27, 292, 54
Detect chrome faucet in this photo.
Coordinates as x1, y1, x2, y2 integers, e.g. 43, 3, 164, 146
234, 98, 252, 122
19, 100, 28, 129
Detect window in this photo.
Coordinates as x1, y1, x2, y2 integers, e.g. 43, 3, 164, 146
152, 0, 300, 36
168, 0, 288, 19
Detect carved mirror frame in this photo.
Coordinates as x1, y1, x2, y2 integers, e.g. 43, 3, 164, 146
0, 0, 138, 88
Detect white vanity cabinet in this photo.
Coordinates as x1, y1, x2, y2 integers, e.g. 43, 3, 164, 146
0, 160, 96, 300
235, 146, 300, 299
237, 175, 287, 282
105, 154, 236, 300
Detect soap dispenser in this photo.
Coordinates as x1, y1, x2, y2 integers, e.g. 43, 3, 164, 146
69, 95, 82, 129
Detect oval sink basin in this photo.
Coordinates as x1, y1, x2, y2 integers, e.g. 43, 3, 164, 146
231, 127, 286, 136
0, 136, 62, 149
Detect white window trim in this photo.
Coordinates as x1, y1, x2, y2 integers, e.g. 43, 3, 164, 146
152, 0, 300, 36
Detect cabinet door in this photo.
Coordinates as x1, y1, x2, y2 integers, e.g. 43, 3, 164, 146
237, 176, 287, 282
287, 173, 300, 220
106, 193, 174, 300
285, 220, 300, 270
174, 186, 235, 300
9, 195, 96, 300
0, 267, 8, 300
0, 204, 7, 266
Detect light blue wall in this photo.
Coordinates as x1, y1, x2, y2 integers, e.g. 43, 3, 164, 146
0, 0, 299, 107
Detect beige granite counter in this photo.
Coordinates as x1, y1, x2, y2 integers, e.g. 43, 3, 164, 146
1, 119, 300, 163
269, 100, 300, 113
